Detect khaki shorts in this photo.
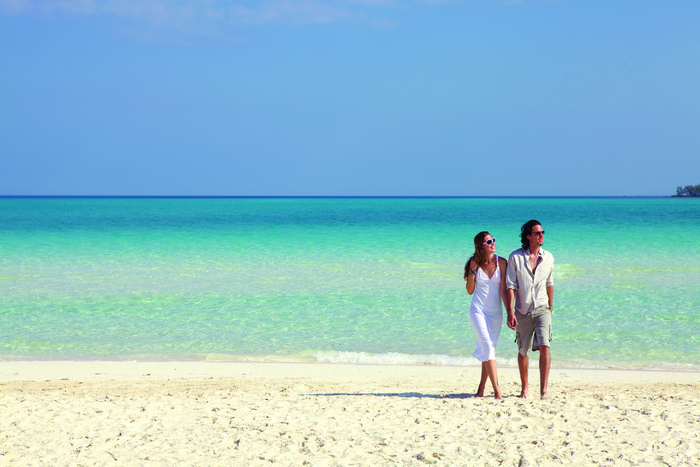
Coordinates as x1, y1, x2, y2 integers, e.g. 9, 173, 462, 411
515, 305, 552, 356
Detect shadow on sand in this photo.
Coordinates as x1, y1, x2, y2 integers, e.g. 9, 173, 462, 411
305, 392, 504, 399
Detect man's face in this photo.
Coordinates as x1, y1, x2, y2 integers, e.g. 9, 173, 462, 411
528, 224, 545, 248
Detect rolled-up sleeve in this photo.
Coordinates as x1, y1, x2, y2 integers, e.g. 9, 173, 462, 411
506, 251, 520, 291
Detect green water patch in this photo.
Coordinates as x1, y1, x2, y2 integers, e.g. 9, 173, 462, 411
608, 281, 646, 289
553, 264, 585, 279
0, 289, 473, 360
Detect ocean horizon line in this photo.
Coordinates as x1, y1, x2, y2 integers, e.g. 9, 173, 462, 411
0, 195, 671, 200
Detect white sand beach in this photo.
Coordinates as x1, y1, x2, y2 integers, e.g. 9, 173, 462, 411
1, 361, 699, 466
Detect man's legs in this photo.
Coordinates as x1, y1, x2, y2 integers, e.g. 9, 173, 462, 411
515, 311, 533, 399
517, 353, 529, 398
539, 345, 550, 399
531, 305, 552, 399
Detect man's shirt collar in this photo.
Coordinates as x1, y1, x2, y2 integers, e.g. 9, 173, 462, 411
526, 248, 545, 258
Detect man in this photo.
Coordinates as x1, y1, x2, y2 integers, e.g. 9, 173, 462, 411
505, 220, 554, 399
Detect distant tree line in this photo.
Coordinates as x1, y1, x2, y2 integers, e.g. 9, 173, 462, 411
675, 185, 700, 197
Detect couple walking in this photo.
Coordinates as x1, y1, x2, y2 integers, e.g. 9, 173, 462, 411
464, 220, 554, 400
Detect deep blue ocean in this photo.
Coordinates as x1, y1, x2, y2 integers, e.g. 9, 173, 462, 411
1, 197, 698, 370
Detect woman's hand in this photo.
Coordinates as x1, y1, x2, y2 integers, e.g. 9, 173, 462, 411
465, 259, 477, 295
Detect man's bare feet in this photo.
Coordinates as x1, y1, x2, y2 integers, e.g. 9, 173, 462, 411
540, 392, 550, 400
518, 389, 528, 399
494, 388, 502, 400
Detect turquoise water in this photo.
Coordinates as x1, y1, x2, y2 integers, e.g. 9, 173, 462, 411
1, 197, 698, 370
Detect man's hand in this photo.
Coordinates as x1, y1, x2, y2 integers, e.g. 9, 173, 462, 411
506, 311, 518, 330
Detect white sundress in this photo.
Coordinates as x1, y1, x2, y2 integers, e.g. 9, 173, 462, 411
469, 256, 504, 362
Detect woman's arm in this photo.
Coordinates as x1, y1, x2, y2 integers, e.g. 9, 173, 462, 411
465, 259, 477, 295
498, 257, 508, 308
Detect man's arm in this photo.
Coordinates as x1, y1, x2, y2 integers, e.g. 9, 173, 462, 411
545, 256, 554, 312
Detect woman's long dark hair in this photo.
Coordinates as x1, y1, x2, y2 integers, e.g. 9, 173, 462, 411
464, 231, 490, 279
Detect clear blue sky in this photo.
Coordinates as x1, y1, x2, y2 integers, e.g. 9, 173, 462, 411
1, 1, 698, 196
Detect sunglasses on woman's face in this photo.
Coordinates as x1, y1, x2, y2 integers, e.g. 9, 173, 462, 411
483, 239, 495, 245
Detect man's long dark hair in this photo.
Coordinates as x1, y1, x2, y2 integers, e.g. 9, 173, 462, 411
520, 220, 541, 250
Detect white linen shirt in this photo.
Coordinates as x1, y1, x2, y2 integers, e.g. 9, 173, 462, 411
506, 247, 554, 315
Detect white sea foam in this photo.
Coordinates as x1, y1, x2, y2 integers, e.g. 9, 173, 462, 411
312, 352, 700, 371
313, 350, 512, 367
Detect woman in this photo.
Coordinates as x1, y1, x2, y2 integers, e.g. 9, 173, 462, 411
465, 231, 507, 399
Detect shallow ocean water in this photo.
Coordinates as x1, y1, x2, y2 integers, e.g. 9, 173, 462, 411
1, 197, 698, 370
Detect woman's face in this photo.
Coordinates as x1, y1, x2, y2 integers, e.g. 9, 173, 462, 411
482, 234, 496, 254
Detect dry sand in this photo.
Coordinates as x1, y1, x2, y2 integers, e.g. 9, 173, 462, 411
1, 361, 698, 466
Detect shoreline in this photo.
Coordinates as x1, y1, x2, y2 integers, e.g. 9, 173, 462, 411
2, 360, 700, 384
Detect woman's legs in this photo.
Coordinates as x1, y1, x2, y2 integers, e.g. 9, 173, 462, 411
476, 360, 501, 399
484, 359, 501, 399
476, 363, 487, 397
470, 311, 502, 398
